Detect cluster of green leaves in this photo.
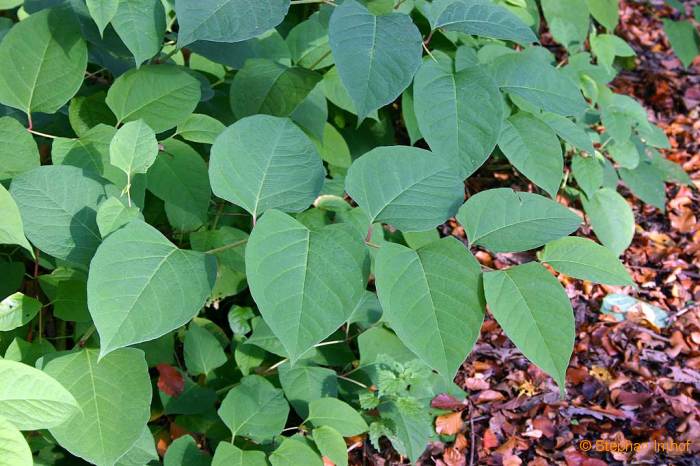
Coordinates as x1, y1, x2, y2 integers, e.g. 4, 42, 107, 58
0, 0, 691, 464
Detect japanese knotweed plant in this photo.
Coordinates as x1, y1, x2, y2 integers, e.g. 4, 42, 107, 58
0, 0, 690, 464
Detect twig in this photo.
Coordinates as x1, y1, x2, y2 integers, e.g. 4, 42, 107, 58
78, 325, 96, 347
27, 128, 61, 140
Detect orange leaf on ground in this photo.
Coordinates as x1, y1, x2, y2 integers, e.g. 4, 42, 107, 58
156, 364, 185, 398
436, 412, 464, 435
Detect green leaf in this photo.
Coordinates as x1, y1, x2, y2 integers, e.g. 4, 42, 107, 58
307, 398, 368, 436
112, 0, 166, 66
607, 139, 640, 169
0, 416, 32, 466
115, 427, 158, 466
175, 113, 226, 144
483, 262, 574, 392
188, 29, 291, 69
535, 111, 595, 154
491, 48, 588, 116
0, 292, 40, 331
619, 160, 667, 211
345, 146, 464, 232
106, 64, 201, 132
571, 154, 604, 198
44, 348, 152, 466
313, 426, 348, 466
413, 53, 504, 177
429, 0, 537, 45
184, 323, 227, 376
321, 66, 379, 120
498, 113, 564, 197
401, 86, 422, 146
230, 59, 320, 117
69, 92, 118, 136
540, 236, 633, 285
541, 0, 590, 51
175, 0, 291, 47
191, 227, 248, 273
96, 196, 142, 237
147, 138, 211, 231
375, 238, 485, 378
87, 220, 216, 357
279, 363, 338, 418
10, 165, 107, 268
0, 8, 87, 114
163, 435, 210, 466
590, 33, 636, 70
456, 188, 581, 252
86, 0, 118, 35
270, 437, 323, 466
212, 443, 267, 466
0, 184, 33, 254
0, 359, 78, 430
378, 401, 433, 463
109, 119, 159, 176
287, 13, 333, 70
663, 19, 700, 68
245, 210, 368, 363
209, 115, 325, 219
586, 0, 619, 30
329, 0, 422, 120
314, 122, 351, 169
582, 187, 634, 256
218, 374, 289, 442
0, 116, 40, 182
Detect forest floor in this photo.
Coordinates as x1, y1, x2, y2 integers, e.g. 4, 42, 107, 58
368, 1, 700, 465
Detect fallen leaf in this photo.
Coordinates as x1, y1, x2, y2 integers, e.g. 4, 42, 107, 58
436, 412, 464, 435
156, 364, 185, 398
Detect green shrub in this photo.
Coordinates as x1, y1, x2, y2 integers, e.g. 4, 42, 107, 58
0, 0, 689, 464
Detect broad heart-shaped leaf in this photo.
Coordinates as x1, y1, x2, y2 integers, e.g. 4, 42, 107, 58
0, 8, 87, 114
213, 443, 267, 466
541, 0, 590, 51
111, 0, 166, 66
175, 0, 291, 47
490, 48, 588, 116
0, 292, 41, 331
429, 0, 537, 46
106, 65, 201, 132
307, 398, 368, 436
0, 116, 40, 182
375, 238, 485, 378
344, 146, 464, 232
218, 374, 289, 442
582, 187, 635, 256
87, 220, 217, 357
0, 359, 78, 430
10, 165, 107, 268
498, 112, 563, 198
279, 362, 338, 418
586, 0, 619, 31
413, 52, 504, 177
663, 19, 700, 68
270, 437, 323, 466
246, 210, 369, 363
230, 59, 321, 119
109, 119, 158, 176
209, 115, 325, 219
0, 184, 33, 255
619, 159, 667, 211
163, 435, 210, 466
147, 138, 211, 232
572, 154, 604, 199
184, 323, 227, 376
328, 0, 422, 120
313, 426, 348, 466
483, 262, 574, 394
540, 236, 634, 286
86, 0, 118, 35
0, 416, 32, 466
44, 348, 152, 466
456, 188, 581, 253
535, 111, 595, 154
175, 113, 225, 144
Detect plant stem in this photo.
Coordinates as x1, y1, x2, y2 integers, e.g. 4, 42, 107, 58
27, 128, 61, 139
290, 0, 334, 4
308, 49, 332, 70
204, 239, 248, 255
263, 358, 288, 374
338, 375, 369, 389
78, 325, 96, 347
